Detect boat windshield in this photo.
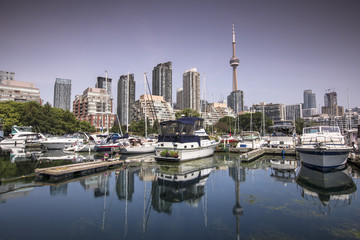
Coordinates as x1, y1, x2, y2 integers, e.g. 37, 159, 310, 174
11, 126, 33, 134
303, 126, 340, 134
303, 127, 320, 134
159, 118, 204, 135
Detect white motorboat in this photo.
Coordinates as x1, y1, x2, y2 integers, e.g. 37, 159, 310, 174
268, 120, 297, 148
120, 140, 155, 154
296, 126, 352, 169
236, 131, 263, 149
155, 117, 219, 162
41, 132, 90, 150
0, 126, 45, 149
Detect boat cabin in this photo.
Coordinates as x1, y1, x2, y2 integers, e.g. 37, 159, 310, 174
302, 126, 341, 134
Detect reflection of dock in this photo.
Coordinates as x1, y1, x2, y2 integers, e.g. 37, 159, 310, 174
35, 160, 124, 182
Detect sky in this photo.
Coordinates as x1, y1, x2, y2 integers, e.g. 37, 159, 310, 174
1, 0, 360, 111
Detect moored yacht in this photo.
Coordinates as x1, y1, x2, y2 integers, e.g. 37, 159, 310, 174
155, 117, 219, 162
236, 131, 263, 149
0, 126, 45, 149
41, 132, 90, 150
296, 126, 352, 169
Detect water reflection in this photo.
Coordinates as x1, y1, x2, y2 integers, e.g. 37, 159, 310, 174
296, 164, 357, 214
270, 159, 298, 185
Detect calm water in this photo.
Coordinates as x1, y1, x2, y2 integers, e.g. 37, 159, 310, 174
1, 149, 360, 240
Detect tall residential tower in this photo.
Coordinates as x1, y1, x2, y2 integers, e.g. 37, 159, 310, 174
54, 78, 71, 110
152, 61, 172, 104
183, 68, 200, 112
117, 74, 136, 126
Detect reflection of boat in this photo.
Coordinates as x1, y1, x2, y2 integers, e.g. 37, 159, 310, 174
270, 159, 297, 184
296, 165, 356, 212
155, 117, 219, 162
270, 159, 297, 171
236, 131, 262, 149
9, 148, 43, 162
296, 126, 352, 169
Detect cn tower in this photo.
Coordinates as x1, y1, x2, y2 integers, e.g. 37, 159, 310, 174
230, 23, 240, 91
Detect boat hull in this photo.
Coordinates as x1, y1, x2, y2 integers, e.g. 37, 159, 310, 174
297, 147, 351, 169
120, 145, 155, 154
155, 143, 218, 162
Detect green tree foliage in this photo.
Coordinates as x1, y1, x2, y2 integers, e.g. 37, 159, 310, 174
175, 108, 200, 119
0, 101, 95, 136
129, 119, 157, 136
295, 118, 305, 135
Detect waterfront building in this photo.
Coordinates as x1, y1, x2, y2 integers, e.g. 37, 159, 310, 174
175, 88, 183, 110
203, 102, 236, 126
0, 77, 41, 104
183, 68, 200, 112
73, 87, 115, 130
252, 102, 286, 122
152, 61, 172, 104
53, 78, 71, 110
321, 91, 343, 117
0, 71, 15, 83
117, 74, 136, 126
303, 89, 317, 117
131, 95, 175, 126
96, 75, 112, 96
286, 104, 303, 121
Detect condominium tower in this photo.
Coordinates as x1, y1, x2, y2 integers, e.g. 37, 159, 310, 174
182, 68, 200, 112
152, 61, 172, 104
54, 78, 71, 110
117, 74, 136, 126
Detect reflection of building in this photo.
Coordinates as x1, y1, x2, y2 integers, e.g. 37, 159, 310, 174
132, 95, 175, 126
80, 174, 110, 197
54, 78, 71, 110
116, 169, 135, 201
152, 61, 172, 104
73, 87, 115, 129
50, 184, 68, 196
0, 180, 34, 203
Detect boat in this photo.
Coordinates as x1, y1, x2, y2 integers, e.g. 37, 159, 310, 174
94, 133, 129, 152
296, 126, 352, 169
268, 120, 297, 148
119, 139, 156, 154
63, 140, 95, 152
40, 132, 90, 150
0, 126, 45, 149
236, 131, 263, 149
155, 117, 219, 162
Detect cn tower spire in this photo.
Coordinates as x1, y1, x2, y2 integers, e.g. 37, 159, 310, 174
230, 23, 240, 91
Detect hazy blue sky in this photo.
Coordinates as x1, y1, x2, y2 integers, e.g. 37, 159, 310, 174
1, 0, 359, 110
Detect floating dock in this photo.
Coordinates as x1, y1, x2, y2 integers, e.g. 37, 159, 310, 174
35, 160, 124, 182
218, 147, 297, 162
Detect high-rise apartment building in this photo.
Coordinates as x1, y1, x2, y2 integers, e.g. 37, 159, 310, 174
303, 89, 317, 117
73, 87, 115, 130
0, 71, 41, 104
117, 74, 136, 126
152, 61, 172, 104
322, 91, 343, 117
96, 75, 112, 96
286, 104, 303, 121
252, 102, 286, 122
182, 68, 200, 112
175, 88, 183, 109
227, 90, 244, 114
54, 78, 71, 110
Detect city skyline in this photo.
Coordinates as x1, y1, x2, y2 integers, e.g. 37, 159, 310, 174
1, 0, 359, 109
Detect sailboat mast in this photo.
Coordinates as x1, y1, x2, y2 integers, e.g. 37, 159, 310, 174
144, 73, 148, 139
126, 72, 129, 133
105, 71, 108, 133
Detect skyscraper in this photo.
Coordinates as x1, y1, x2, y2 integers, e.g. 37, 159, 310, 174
322, 91, 343, 117
54, 78, 71, 110
152, 61, 172, 104
182, 68, 200, 112
117, 74, 135, 126
176, 88, 183, 110
96, 75, 112, 96
228, 23, 244, 114
302, 89, 317, 117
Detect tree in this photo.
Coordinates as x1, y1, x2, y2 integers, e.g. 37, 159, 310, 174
175, 108, 200, 119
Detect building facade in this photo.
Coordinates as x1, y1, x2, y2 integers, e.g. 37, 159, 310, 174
321, 91, 343, 117
96, 76, 112, 96
73, 87, 115, 130
152, 61, 172, 104
203, 102, 236, 126
303, 89, 317, 117
182, 68, 200, 112
0, 71, 15, 83
175, 88, 183, 110
285, 104, 303, 121
227, 90, 244, 114
117, 74, 136, 126
252, 102, 286, 122
0, 78, 41, 104
132, 95, 175, 126
54, 78, 71, 110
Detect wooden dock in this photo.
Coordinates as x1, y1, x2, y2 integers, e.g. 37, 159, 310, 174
35, 160, 124, 182
237, 147, 297, 162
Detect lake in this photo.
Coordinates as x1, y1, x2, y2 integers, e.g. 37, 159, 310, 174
0, 149, 359, 240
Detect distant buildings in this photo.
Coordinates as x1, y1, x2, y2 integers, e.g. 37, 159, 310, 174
152, 61, 172, 104
117, 74, 136, 126
203, 102, 236, 126
302, 89, 317, 117
96, 75, 112, 96
252, 102, 285, 122
0, 71, 41, 104
131, 95, 175, 126
73, 87, 115, 130
321, 91, 344, 117
54, 78, 71, 110
285, 104, 302, 121
182, 68, 200, 112
175, 88, 183, 110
